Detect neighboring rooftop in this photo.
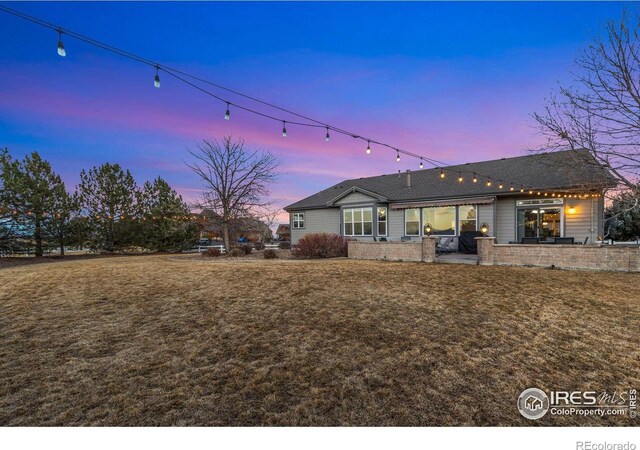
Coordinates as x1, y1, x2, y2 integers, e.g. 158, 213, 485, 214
285, 149, 617, 210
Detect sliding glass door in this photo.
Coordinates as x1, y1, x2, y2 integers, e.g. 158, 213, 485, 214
516, 207, 561, 241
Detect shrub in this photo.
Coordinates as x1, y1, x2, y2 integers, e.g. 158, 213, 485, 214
240, 244, 253, 255
279, 241, 291, 249
229, 248, 244, 257
291, 233, 348, 259
263, 249, 277, 259
254, 242, 264, 251
202, 247, 221, 257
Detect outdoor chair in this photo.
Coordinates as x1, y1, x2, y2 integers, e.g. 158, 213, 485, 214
554, 237, 575, 245
583, 237, 589, 245
521, 237, 540, 244
436, 237, 455, 255
379, 237, 387, 242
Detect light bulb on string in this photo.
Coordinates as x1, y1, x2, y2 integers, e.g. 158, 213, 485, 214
325, 127, 330, 142
419, 159, 423, 169
486, 178, 492, 187
473, 173, 477, 183
282, 121, 287, 137
366, 140, 371, 154
439, 168, 445, 179
458, 173, 463, 183
225, 102, 230, 120
154, 66, 161, 88
396, 150, 400, 162
57, 29, 66, 57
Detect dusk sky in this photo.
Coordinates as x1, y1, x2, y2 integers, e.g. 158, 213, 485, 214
0, 1, 628, 224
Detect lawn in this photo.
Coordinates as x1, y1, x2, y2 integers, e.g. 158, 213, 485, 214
1, 254, 639, 426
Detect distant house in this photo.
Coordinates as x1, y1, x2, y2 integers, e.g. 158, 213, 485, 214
284, 150, 617, 246
199, 210, 273, 242
275, 224, 290, 241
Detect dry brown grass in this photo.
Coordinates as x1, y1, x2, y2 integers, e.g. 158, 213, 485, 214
1, 255, 639, 426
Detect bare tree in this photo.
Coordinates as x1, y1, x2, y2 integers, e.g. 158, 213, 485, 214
186, 136, 279, 251
532, 9, 640, 193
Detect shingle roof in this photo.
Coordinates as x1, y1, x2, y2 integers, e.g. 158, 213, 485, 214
284, 150, 617, 211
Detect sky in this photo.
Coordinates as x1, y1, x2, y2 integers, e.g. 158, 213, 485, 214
0, 1, 629, 224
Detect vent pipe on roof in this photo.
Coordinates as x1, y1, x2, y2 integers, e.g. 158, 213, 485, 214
406, 169, 411, 188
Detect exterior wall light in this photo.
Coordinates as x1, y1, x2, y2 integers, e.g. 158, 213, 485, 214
568, 206, 576, 214
424, 223, 432, 236
480, 222, 489, 235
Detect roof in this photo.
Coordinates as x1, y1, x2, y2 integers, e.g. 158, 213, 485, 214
276, 224, 290, 234
284, 149, 617, 211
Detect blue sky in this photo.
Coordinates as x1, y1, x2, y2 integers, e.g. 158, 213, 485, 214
0, 1, 629, 221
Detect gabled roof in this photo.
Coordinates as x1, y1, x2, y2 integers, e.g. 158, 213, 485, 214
284, 149, 617, 211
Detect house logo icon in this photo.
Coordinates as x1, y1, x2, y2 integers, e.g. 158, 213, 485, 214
518, 388, 550, 420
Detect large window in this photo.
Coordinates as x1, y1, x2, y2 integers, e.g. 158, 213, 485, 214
344, 207, 373, 236
405, 208, 420, 236
377, 207, 388, 236
292, 212, 305, 229
516, 199, 563, 241
458, 205, 477, 233
422, 206, 456, 235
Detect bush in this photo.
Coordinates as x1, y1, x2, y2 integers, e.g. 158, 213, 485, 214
240, 244, 253, 255
254, 242, 264, 251
202, 247, 221, 257
229, 247, 244, 257
279, 241, 291, 249
263, 249, 277, 259
291, 233, 348, 259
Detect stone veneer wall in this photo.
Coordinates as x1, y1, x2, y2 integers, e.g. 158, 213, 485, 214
476, 237, 640, 272
348, 237, 438, 263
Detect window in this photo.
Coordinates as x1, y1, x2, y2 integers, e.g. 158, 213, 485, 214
405, 208, 420, 236
343, 207, 373, 236
458, 205, 477, 233
292, 212, 305, 229
422, 206, 455, 235
377, 207, 388, 236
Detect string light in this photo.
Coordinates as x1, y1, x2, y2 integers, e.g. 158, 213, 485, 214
498, 181, 504, 189
396, 150, 400, 162
366, 140, 371, 154
473, 173, 477, 183
224, 102, 230, 120
510, 184, 514, 191
520, 186, 524, 193
486, 178, 492, 187
282, 121, 287, 137
419, 159, 423, 169
440, 168, 445, 179
57, 28, 65, 57
458, 173, 463, 183
0, 5, 584, 191
325, 126, 330, 142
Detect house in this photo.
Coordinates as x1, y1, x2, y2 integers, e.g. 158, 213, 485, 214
275, 224, 290, 241
284, 150, 617, 246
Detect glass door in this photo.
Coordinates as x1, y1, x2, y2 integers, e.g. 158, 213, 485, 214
517, 207, 561, 241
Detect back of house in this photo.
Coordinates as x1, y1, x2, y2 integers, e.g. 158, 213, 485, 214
284, 150, 617, 247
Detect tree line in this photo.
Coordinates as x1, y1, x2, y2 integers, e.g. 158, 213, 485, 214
0, 148, 198, 256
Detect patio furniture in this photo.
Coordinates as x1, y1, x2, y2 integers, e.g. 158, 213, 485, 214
521, 237, 540, 244
436, 237, 455, 255
379, 237, 387, 242
583, 237, 589, 245
554, 237, 575, 245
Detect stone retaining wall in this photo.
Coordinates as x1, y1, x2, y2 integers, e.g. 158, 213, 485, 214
348, 237, 438, 263
476, 237, 640, 272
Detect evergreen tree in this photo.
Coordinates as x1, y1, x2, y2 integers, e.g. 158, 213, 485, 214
139, 177, 198, 251
605, 186, 640, 241
77, 163, 139, 251
1, 151, 68, 256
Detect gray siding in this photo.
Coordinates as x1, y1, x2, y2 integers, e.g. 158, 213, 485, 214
388, 208, 405, 238
290, 208, 340, 244
478, 203, 495, 237
495, 197, 516, 243
334, 192, 377, 205
565, 197, 599, 243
